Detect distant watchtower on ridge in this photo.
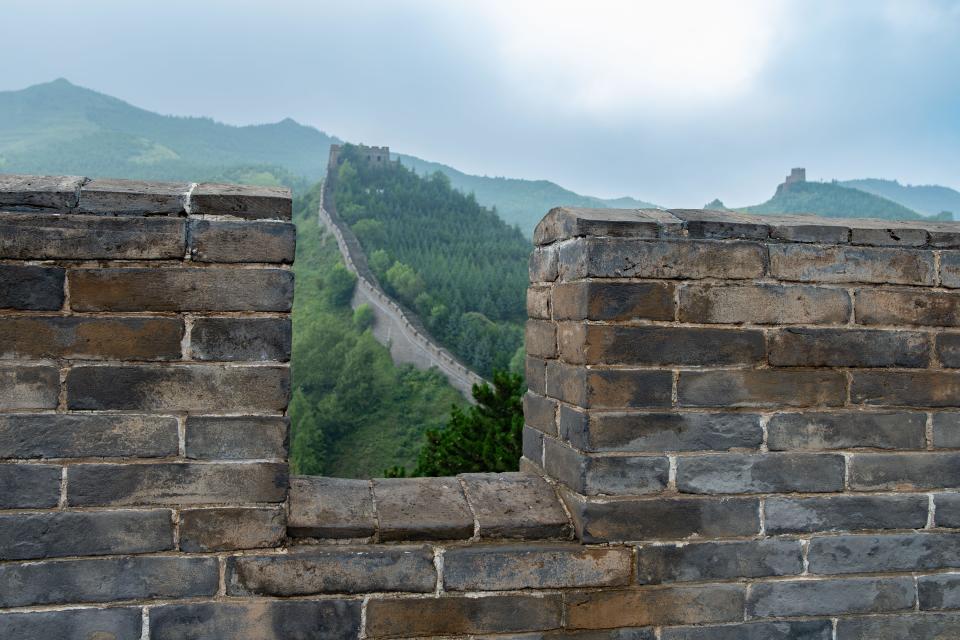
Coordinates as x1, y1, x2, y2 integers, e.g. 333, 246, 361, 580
328, 143, 393, 169
776, 167, 806, 195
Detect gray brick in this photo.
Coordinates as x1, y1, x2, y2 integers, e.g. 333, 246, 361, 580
0, 413, 177, 459
809, 532, 960, 574
0, 607, 142, 640
0, 510, 173, 560
0, 555, 218, 607
67, 462, 288, 506
524, 392, 558, 435
66, 364, 289, 412
0, 213, 184, 259
526, 286, 551, 319
856, 288, 960, 327
920, 573, 960, 610
527, 319, 558, 358
552, 281, 675, 321
679, 283, 850, 325
185, 415, 288, 460
190, 182, 292, 220
78, 178, 188, 214
767, 411, 927, 451
670, 209, 769, 240
662, 620, 832, 640
179, 506, 285, 552
934, 493, 960, 528
0, 174, 83, 209
366, 594, 563, 637
188, 219, 295, 263
69, 267, 293, 312
849, 452, 960, 490
769, 243, 935, 285
190, 317, 291, 361
765, 495, 929, 534
524, 424, 544, 464
546, 361, 673, 408
0, 464, 60, 508
770, 220, 850, 244
636, 539, 802, 585
444, 544, 631, 591
676, 453, 845, 494
850, 225, 930, 247
561, 408, 762, 453
150, 600, 360, 640
942, 252, 960, 288
527, 356, 547, 394
287, 476, 376, 538
534, 206, 675, 245
227, 544, 436, 595
530, 246, 559, 282
678, 369, 847, 408
544, 437, 668, 496
0, 365, 60, 410
459, 472, 571, 539
768, 328, 929, 367
852, 371, 960, 408
836, 613, 960, 639
747, 577, 915, 618
0, 265, 63, 310
373, 476, 474, 541
938, 334, 960, 367
565, 584, 745, 629
560, 325, 765, 366
0, 316, 183, 361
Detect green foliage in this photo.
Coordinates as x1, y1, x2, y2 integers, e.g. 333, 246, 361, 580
324, 263, 357, 307
739, 181, 934, 221
841, 179, 960, 219
352, 304, 375, 330
333, 145, 529, 377
410, 371, 525, 477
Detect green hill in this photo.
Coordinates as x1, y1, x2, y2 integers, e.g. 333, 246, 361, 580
738, 181, 950, 221
842, 178, 960, 218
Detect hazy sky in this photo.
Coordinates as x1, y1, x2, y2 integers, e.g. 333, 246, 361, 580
3, 0, 959, 206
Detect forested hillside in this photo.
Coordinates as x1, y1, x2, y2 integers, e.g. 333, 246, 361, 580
289, 183, 465, 478
841, 179, 960, 218
739, 181, 950, 221
332, 145, 529, 377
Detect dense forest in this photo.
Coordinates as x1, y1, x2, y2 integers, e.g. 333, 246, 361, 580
332, 145, 530, 378
289, 182, 466, 478
739, 181, 951, 221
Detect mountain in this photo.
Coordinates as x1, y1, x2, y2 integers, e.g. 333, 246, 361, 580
841, 179, 960, 218
737, 180, 950, 221
398, 154, 659, 235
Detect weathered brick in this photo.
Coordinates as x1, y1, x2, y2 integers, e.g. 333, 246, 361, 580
495, 630, 656, 640
919, 574, 960, 610
0, 213, 185, 260
0, 464, 60, 508
670, 209, 769, 240
0, 413, 177, 459
0, 608, 142, 640
444, 544, 631, 591
150, 600, 360, 640
849, 452, 960, 490
188, 219, 295, 263
765, 495, 929, 534
552, 281, 675, 321
852, 371, 960, 407
767, 411, 926, 451
544, 437, 668, 496
527, 356, 547, 394
850, 225, 929, 247
678, 369, 847, 408
527, 286, 551, 319
547, 361, 672, 408
373, 476, 474, 541
807, 532, 960, 574
66, 364, 289, 412
0, 316, 183, 360
935, 493, 960, 527
179, 506, 285, 552
67, 462, 288, 506
0, 264, 64, 310
190, 317, 291, 361
560, 325, 765, 366
530, 245, 559, 282
564, 495, 760, 543
0, 510, 173, 560
661, 620, 832, 640
937, 333, 960, 367
559, 237, 766, 281
524, 425, 544, 464
679, 283, 850, 325
287, 476, 376, 538
227, 544, 436, 595
534, 207, 676, 245
0, 365, 60, 410
78, 177, 188, 214
68, 267, 293, 312
636, 539, 802, 585
190, 182, 292, 220
836, 612, 960, 639
0, 555, 218, 607
366, 594, 563, 637
942, 252, 960, 288
769, 243, 935, 285
747, 577, 915, 618
768, 328, 929, 367
676, 453, 844, 494
560, 408, 763, 453
459, 472, 571, 539
856, 288, 960, 327
524, 392, 558, 435
770, 220, 850, 243
527, 320, 558, 358
0, 174, 83, 209
185, 415, 288, 460
565, 584, 745, 629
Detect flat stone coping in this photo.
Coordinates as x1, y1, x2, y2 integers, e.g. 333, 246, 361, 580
535, 206, 960, 248
0, 174, 291, 219
288, 472, 573, 542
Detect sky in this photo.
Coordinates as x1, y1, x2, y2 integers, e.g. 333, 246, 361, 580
2, 0, 959, 206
